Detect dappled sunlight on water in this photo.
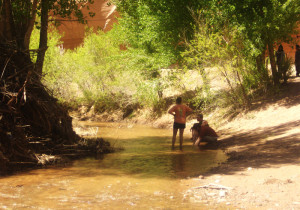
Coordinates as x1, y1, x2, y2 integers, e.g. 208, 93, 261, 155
0, 122, 227, 209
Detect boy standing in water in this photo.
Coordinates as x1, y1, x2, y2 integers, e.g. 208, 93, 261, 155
168, 97, 193, 150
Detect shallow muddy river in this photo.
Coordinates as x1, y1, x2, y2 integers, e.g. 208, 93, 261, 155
0, 122, 227, 209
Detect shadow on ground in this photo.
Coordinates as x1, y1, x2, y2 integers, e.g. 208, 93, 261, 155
203, 77, 300, 176
206, 119, 300, 175
251, 76, 300, 110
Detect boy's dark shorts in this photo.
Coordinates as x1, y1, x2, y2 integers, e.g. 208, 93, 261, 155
173, 122, 186, 129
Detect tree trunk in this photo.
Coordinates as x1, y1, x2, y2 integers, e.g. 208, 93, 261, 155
267, 41, 279, 85
35, 0, 49, 78
256, 52, 265, 73
24, 0, 38, 50
0, 0, 15, 43
220, 68, 239, 104
256, 51, 269, 86
236, 70, 250, 108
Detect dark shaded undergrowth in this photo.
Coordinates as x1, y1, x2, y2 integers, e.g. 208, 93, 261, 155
0, 44, 113, 176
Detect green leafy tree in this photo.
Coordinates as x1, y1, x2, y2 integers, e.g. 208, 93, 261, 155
112, 0, 299, 85
182, 12, 253, 108
217, 0, 300, 85
111, 0, 207, 72
181, 0, 299, 110
0, 0, 95, 78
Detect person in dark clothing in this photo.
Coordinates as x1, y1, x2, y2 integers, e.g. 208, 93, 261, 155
295, 45, 300, 77
190, 114, 204, 145
276, 45, 286, 82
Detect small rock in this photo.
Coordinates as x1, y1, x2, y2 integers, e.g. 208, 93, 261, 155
127, 202, 136, 206
185, 189, 192, 193
206, 192, 217, 196
217, 198, 227, 203
154, 191, 161, 196
219, 190, 226, 197
285, 179, 293, 183
189, 197, 196, 202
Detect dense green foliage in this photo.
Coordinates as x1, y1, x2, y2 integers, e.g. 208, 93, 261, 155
31, 27, 172, 112
222, 0, 299, 85
112, 0, 207, 64
36, 0, 300, 115
182, 0, 299, 108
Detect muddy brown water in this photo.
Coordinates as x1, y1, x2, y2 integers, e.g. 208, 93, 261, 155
0, 122, 227, 209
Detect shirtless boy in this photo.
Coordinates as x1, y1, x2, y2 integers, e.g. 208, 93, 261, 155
168, 97, 193, 150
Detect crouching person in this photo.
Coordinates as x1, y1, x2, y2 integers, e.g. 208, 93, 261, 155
194, 121, 218, 146
190, 114, 203, 145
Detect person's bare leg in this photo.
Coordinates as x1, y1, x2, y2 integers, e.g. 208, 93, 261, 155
179, 128, 184, 150
192, 129, 199, 145
197, 138, 202, 148
172, 128, 178, 149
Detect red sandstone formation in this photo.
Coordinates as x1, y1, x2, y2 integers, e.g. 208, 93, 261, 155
278, 28, 300, 61
56, 0, 118, 49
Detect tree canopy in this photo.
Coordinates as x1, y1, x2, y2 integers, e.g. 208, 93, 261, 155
113, 0, 300, 85
112, 0, 206, 60
218, 0, 300, 84
0, 0, 95, 75
0, 0, 94, 49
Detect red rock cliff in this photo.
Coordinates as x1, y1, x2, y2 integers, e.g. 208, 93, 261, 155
280, 28, 300, 61
57, 0, 118, 49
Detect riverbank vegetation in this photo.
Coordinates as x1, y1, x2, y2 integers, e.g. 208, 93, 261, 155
39, 0, 299, 121
0, 0, 299, 174
0, 0, 111, 175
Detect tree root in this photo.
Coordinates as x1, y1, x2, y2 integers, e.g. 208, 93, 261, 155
0, 42, 113, 175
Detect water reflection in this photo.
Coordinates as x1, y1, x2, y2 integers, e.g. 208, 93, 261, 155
74, 122, 226, 179
0, 122, 227, 209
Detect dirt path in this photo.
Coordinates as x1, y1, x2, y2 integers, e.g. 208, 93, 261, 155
182, 76, 300, 209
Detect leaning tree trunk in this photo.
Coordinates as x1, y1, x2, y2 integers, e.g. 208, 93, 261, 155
35, 0, 49, 78
24, 0, 38, 50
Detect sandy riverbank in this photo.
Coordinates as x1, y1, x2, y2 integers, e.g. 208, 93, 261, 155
180, 76, 300, 209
